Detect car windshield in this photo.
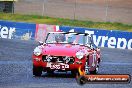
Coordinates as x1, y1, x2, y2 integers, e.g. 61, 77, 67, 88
45, 32, 91, 45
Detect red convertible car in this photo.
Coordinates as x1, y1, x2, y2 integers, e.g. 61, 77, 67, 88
32, 32, 101, 76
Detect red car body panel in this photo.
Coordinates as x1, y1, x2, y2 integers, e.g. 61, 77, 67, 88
43, 44, 86, 56
32, 44, 101, 72
32, 32, 101, 75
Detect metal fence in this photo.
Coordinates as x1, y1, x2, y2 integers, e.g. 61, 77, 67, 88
5, 0, 132, 24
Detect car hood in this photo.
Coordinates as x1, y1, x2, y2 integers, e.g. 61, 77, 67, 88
42, 44, 87, 56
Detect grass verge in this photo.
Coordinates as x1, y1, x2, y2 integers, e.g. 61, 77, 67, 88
0, 13, 132, 32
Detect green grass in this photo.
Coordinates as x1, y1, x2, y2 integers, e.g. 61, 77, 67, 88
0, 13, 132, 32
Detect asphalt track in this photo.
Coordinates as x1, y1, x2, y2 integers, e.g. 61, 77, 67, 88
0, 38, 132, 88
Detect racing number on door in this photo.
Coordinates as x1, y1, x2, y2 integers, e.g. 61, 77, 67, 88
92, 51, 96, 67
93, 51, 96, 60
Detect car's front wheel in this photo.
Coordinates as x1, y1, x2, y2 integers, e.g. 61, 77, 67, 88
71, 70, 78, 77
33, 65, 42, 76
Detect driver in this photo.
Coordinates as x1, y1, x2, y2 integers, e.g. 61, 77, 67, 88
55, 34, 65, 43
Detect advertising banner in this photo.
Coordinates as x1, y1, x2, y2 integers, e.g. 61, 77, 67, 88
59, 26, 132, 50
35, 24, 59, 41
0, 20, 131, 50
0, 20, 36, 40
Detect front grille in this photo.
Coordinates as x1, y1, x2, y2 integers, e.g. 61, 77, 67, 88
42, 55, 74, 64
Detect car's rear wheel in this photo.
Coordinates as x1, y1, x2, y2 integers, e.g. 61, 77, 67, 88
33, 65, 42, 76
76, 75, 87, 85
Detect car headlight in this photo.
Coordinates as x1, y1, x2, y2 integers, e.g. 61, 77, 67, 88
33, 47, 42, 56
76, 51, 84, 60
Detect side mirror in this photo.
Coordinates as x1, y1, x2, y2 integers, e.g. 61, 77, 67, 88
38, 41, 43, 45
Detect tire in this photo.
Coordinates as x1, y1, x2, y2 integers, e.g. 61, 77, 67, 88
76, 76, 87, 85
71, 70, 77, 77
33, 65, 42, 76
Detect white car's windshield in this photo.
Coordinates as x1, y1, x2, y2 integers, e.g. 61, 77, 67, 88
45, 32, 91, 45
